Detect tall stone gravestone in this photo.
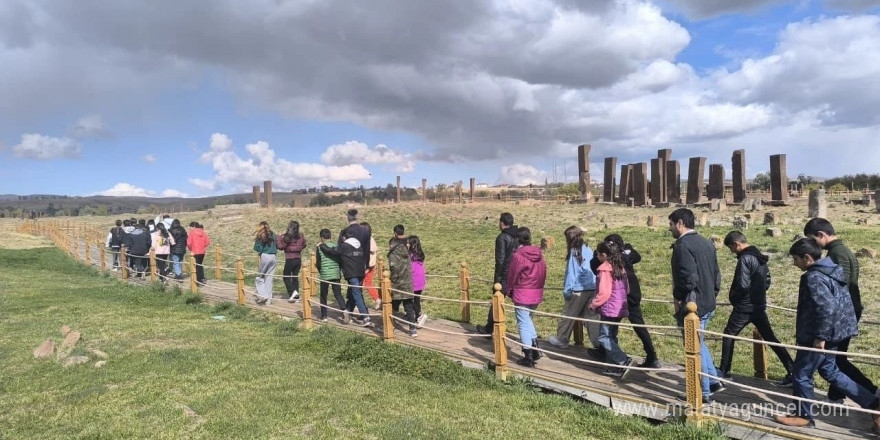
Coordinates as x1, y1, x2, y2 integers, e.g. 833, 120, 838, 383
770, 154, 788, 202
603, 157, 617, 202
732, 149, 747, 203
809, 189, 827, 218
651, 158, 665, 205
666, 160, 681, 204
618, 164, 633, 204
657, 149, 671, 202
633, 162, 649, 206
708, 164, 725, 200
578, 144, 592, 202
686, 157, 706, 204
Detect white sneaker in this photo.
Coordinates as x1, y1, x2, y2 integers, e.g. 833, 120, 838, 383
373, 299, 382, 310
548, 336, 570, 349
288, 291, 300, 303
265, 298, 273, 306
417, 313, 428, 327
342, 311, 351, 324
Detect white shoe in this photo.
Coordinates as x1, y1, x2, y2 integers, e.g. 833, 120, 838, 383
288, 291, 300, 303
548, 336, 570, 349
373, 299, 382, 310
417, 313, 428, 327
265, 298, 273, 306
342, 311, 351, 324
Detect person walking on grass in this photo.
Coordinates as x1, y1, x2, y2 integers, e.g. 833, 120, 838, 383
590, 241, 633, 378
253, 221, 277, 305
477, 212, 519, 335
589, 234, 660, 369
389, 225, 417, 337
408, 235, 428, 327
339, 209, 371, 275
774, 238, 880, 432
718, 231, 794, 386
547, 226, 599, 351
320, 229, 372, 327
150, 223, 174, 281
804, 218, 878, 404
168, 219, 187, 281
506, 227, 547, 368
360, 222, 380, 310
277, 220, 306, 303
124, 220, 151, 278
105, 219, 125, 270
315, 229, 346, 322
186, 222, 211, 285
668, 208, 725, 404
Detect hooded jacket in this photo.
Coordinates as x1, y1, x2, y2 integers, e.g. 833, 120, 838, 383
591, 261, 629, 319
187, 228, 211, 255
321, 237, 365, 280
565, 244, 597, 299
123, 227, 152, 256
671, 231, 721, 318
591, 244, 644, 305
796, 257, 858, 345
151, 231, 175, 255
388, 237, 413, 300
825, 240, 862, 317
339, 223, 371, 271
169, 226, 188, 255
506, 245, 547, 306
494, 226, 520, 294
276, 234, 306, 260
729, 246, 771, 313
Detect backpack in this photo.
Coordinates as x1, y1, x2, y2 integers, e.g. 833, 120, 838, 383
109, 227, 124, 248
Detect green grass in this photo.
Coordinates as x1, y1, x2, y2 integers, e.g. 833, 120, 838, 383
0, 247, 722, 439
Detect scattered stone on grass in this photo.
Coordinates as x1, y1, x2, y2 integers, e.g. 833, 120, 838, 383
63, 356, 90, 368
88, 349, 109, 360
763, 212, 777, 225
61, 325, 71, 336
709, 235, 723, 250
765, 228, 782, 237
60, 331, 81, 351
856, 248, 878, 259
94, 360, 108, 368
34, 338, 55, 359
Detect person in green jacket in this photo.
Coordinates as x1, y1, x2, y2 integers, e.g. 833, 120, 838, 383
253, 221, 278, 305
315, 229, 346, 322
804, 218, 877, 403
388, 224, 417, 337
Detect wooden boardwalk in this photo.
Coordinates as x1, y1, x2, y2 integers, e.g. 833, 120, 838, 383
60, 236, 880, 440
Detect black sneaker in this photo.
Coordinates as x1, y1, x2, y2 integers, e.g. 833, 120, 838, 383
717, 369, 734, 381
774, 374, 794, 388
639, 359, 662, 369
619, 357, 634, 380
709, 382, 726, 395
475, 324, 492, 335
586, 348, 605, 360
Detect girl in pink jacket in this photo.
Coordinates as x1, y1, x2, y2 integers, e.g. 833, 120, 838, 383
506, 227, 547, 367
590, 241, 632, 378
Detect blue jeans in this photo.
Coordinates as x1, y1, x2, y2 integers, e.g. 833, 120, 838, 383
514, 303, 538, 346
792, 341, 879, 419
678, 310, 720, 398
346, 277, 369, 319
171, 254, 183, 276
598, 317, 628, 365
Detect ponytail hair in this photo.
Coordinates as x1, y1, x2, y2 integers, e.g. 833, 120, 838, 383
564, 225, 585, 264
596, 241, 626, 280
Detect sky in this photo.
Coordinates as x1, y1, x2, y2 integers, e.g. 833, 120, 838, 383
2, 0, 880, 197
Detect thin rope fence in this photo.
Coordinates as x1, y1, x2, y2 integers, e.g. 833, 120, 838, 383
698, 329, 880, 361
507, 303, 681, 331
503, 336, 682, 372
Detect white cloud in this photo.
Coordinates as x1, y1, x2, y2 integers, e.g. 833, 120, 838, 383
199, 134, 373, 190
188, 178, 217, 191
320, 141, 415, 173
142, 154, 157, 163
499, 163, 548, 185
68, 114, 111, 139
12, 133, 81, 160
97, 183, 189, 198
160, 189, 188, 198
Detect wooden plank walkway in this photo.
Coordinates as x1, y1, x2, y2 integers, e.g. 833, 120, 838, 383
70, 240, 878, 440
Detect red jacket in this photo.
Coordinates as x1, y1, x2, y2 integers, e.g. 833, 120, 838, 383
506, 245, 547, 306
186, 228, 211, 255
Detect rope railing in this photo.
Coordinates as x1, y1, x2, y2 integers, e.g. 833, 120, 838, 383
503, 336, 682, 372
506, 303, 681, 331
389, 314, 491, 337
698, 328, 880, 361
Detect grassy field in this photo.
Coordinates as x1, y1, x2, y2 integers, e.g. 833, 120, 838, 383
22, 197, 880, 387
0, 246, 723, 439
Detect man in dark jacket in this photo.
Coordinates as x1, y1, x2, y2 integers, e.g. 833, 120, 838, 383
321, 229, 371, 327
718, 231, 794, 385
804, 218, 877, 403
123, 223, 152, 278
775, 238, 880, 431
339, 209, 371, 272
477, 212, 519, 334
668, 208, 723, 402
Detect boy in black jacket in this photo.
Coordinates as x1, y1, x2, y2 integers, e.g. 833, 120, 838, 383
718, 231, 794, 386
320, 229, 372, 327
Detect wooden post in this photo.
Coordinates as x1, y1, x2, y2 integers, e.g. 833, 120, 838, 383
752, 328, 769, 379
215, 245, 222, 281
573, 319, 585, 346
492, 283, 508, 380
149, 249, 158, 282
310, 262, 318, 303
236, 258, 245, 305
459, 261, 471, 322
190, 255, 198, 293
73, 237, 78, 261
381, 270, 393, 342
376, 255, 385, 281
100, 243, 106, 272
85, 239, 92, 265
301, 265, 313, 329
121, 245, 129, 280
683, 302, 703, 426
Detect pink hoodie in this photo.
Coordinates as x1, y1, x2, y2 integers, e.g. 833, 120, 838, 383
506, 245, 547, 306
591, 261, 629, 319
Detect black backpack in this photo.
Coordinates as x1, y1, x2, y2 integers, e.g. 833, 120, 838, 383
109, 227, 124, 248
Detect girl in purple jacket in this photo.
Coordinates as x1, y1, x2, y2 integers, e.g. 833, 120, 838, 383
506, 227, 547, 368
276, 221, 306, 302
590, 241, 633, 378
408, 235, 428, 327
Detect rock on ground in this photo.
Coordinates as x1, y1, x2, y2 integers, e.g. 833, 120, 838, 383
63, 356, 89, 368
60, 331, 81, 351
33, 338, 55, 359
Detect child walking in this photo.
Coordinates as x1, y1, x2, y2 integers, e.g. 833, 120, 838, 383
277, 221, 306, 302
548, 226, 599, 351
315, 229, 346, 322
389, 225, 417, 337
151, 223, 175, 281
253, 221, 277, 305
506, 227, 547, 367
590, 241, 633, 378
408, 235, 428, 327
186, 222, 211, 285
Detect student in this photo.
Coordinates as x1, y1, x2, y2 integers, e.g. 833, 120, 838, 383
668, 208, 724, 403
320, 229, 372, 326
506, 227, 547, 367
361, 222, 380, 309
253, 221, 278, 305
339, 209, 371, 274
186, 222, 211, 285
389, 225, 417, 337
590, 241, 633, 378
314, 229, 346, 322
408, 235, 428, 327
168, 219, 188, 280
774, 238, 880, 431
477, 212, 519, 334
719, 231, 794, 385
151, 223, 174, 281
147, 219, 156, 233
124, 221, 152, 278
105, 220, 125, 270
804, 218, 877, 403
547, 226, 599, 351
277, 221, 306, 302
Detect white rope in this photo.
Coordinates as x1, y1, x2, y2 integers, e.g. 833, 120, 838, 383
698, 372, 880, 416
305, 297, 381, 317
386, 285, 492, 305
425, 274, 460, 279
388, 314, 492, 337
698, 329, 880, 361
507, 303, 680, 331
503, 336, 682, 372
